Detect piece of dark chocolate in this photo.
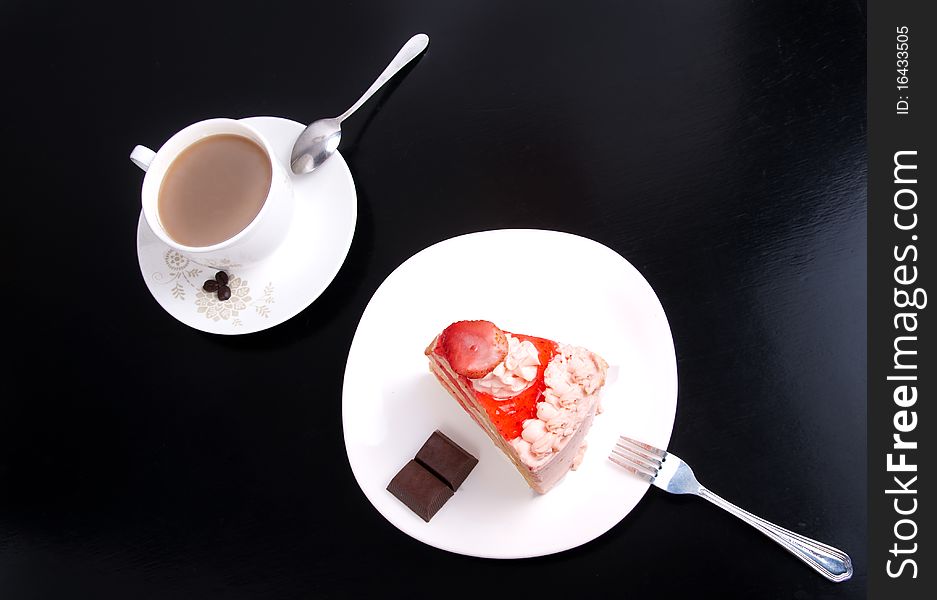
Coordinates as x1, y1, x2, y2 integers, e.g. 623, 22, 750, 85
387, 460, 454, 522
415, 430, 478, 491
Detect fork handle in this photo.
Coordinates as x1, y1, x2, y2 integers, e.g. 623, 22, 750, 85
697, 487, 853, 582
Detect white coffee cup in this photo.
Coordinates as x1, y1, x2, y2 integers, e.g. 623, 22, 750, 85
130, 118, 294, 269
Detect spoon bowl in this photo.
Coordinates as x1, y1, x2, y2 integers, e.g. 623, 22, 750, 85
291, 118, 342, 174
291, 34, 429, 175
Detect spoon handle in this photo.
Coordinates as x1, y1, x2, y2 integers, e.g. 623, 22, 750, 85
337, 33, 429, 122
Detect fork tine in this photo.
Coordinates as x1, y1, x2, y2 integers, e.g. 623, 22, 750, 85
608, 450, 655, 483
613, 442, 661, 473
611, 441, 660, 472
609, 447, 654, 472
618, 435, 667, 459
616, 437, 665, 469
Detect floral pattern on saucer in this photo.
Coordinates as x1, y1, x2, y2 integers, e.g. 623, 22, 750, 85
152, 250, 275, 325
152, 250, 203, 301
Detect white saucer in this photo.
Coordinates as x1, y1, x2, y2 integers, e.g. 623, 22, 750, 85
136, 117, 357, 335
343, 229, 678, 558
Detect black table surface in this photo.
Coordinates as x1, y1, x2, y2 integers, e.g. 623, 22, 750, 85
3, 1, 867, 598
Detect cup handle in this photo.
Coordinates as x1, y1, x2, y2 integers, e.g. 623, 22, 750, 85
130, 145, 156, 172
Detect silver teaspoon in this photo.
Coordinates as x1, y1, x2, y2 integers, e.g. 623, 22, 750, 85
290, 33, 430, 174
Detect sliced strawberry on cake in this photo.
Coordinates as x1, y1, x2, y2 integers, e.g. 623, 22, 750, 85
425, 320, 608, 494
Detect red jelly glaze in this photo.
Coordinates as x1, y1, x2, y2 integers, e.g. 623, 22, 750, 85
472, 334, 558, 441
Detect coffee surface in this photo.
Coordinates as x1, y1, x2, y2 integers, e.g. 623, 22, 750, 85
158, 134, 272, 247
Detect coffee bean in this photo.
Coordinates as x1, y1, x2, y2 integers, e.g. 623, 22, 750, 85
215, 271, 229, 285
203, 280, 220, 293
217, 285, 231, 301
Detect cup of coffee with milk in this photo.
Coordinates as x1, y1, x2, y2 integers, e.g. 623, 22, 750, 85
131, 35, 431, 270
130, 118, 294, 269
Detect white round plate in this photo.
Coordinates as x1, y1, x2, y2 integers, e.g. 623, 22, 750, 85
343, 229, 678, 558
136, 117, 357, 335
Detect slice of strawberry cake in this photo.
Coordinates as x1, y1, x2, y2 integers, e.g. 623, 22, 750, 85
425, 320, 609, 494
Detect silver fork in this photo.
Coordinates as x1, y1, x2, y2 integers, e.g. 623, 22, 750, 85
609, 436, 853, 582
